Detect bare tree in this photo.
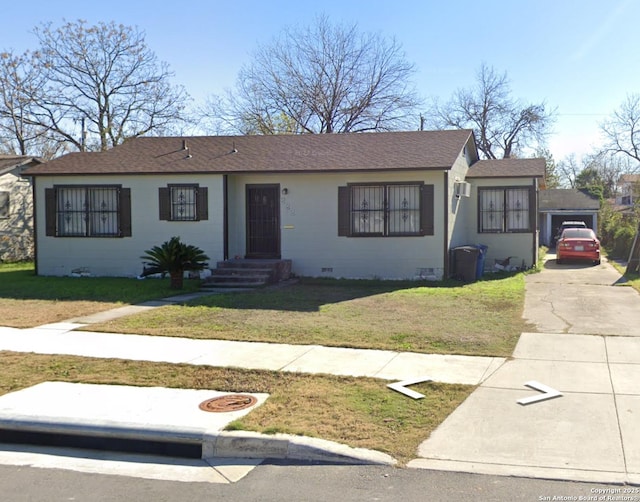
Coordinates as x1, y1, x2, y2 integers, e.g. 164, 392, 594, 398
203, 16, 421, 135
25, 20, 190, 152
556, 154, 581, 188
0, 50, 55, 156
600, 93, 640, 163
427, 64, 554, 159
557, 151, 632, 197
583, 151, 633, 199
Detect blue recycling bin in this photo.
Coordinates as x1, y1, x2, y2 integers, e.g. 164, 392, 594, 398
474, 244, 488, 278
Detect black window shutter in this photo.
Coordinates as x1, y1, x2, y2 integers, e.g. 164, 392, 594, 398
196, 186, 208, 221
45, 188, 56, 236
338, 186, 351, 236
119, 188, 132, 237
420, 184, 434, 235
158, 187, 170, 220
528, 186, 536, 231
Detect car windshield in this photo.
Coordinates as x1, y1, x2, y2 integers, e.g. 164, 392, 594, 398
562, 229, 593, 239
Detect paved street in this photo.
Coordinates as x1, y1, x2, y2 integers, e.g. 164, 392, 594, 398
0, 462, 632, 502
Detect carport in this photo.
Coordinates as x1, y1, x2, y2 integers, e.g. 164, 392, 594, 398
538, 189, 600, 246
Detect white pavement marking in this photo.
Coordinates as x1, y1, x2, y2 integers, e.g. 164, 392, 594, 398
387, 377, 432, 399
516, 380, 562, 405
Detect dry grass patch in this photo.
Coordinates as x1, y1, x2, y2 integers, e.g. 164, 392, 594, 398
0, 351, 471, 465
0, 299, 126, 328
92, 275, 529, 357
0, 262, 200, 328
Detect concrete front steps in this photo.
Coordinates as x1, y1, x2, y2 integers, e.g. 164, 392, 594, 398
202, 259, 292, 289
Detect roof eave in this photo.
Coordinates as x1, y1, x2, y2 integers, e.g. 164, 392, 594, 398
25, 165, 456, 176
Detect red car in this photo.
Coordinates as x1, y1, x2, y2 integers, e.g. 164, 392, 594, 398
556, 228, 601, 265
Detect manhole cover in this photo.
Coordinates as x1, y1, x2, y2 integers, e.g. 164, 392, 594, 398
199, 394, 257, 413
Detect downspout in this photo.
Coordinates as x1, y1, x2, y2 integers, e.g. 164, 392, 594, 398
223, 175, 229, 261
532, 177, 539, 267
443, 170, 449, 278
31, 177, 38, 275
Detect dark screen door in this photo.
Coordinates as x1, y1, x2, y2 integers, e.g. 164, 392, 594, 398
246, 184, 280, 258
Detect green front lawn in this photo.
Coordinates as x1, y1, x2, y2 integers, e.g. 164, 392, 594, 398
0, 262, 533, 464
90, 275, 530, 357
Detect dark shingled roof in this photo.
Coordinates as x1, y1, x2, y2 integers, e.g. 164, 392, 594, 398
620, 174, 640, 183
539, 189, 600, 211
23, 130, 476, 176
464, 158, 546, 178
0, 155, 42, 176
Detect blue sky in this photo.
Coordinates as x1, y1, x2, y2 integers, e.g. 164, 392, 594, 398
3, 0, 638, 162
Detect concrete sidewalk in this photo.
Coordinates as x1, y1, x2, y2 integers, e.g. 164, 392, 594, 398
0, 323, 504, 385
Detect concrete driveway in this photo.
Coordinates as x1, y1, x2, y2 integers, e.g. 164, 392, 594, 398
523, 252, 640, 336
410, 255, 640, 484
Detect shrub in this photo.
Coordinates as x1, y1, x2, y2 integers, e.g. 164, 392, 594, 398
141, 236, 209, 289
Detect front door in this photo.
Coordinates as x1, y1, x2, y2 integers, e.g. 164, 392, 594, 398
246, 184, 281, 258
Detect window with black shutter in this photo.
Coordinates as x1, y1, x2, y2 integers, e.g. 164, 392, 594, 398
338, 182, 433, 237
45, 185, 131, 237
159, 184, 208, 221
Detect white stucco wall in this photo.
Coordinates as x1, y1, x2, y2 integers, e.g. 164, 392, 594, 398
0, 170, 33, 261
448, 145, 475, 250
34, 161, 502, 280
227, 170, 447, 280
34, 174, 225, 277
464, 178, 539, 272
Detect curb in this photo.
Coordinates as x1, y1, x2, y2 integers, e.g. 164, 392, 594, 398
0, 419, 396, 466
203, 430, 397, 465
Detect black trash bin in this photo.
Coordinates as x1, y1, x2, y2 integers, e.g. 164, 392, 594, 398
452, 246, 480, 282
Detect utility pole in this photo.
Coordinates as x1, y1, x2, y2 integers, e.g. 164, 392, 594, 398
626, 222, 640, 275
80, 117, 87, 152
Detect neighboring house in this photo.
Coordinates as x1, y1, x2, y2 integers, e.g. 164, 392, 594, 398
0, 155, 43, 262
23, 131, 545, 280
617, 174, 640, 207
537, 188, 600, 246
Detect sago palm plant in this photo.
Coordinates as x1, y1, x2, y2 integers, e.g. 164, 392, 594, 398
141, 236, 209, 289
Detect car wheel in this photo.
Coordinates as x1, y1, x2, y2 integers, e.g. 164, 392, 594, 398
594, 259, 601, 265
